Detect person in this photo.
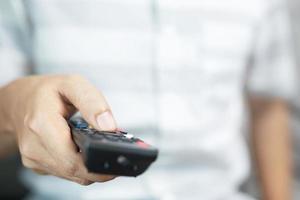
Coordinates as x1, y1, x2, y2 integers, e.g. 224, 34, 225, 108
0, 0, 297, 199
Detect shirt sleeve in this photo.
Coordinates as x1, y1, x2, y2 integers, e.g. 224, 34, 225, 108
0, 1, 30, 85
246, 0, 298, 101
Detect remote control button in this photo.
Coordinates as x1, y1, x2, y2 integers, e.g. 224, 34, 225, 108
136, 141, 149, 148
117, 156, 131, 167
117, 131, 128, 135
100, 131, 118, 134
104, 162, 110, 169
72, 119, 89, 129
125, 134, 134, 139
105, 135, 119, 141
131, 138, 140, 143
82, 129, 95, 135
120, 137, 134, 143
133, 165, 139, 171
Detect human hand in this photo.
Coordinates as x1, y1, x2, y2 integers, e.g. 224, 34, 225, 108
0, 75, 117, 185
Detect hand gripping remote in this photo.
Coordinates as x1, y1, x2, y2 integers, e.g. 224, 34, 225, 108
69, 117, 159, 177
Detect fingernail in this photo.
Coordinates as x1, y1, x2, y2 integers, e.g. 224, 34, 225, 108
97, 111, 116, 131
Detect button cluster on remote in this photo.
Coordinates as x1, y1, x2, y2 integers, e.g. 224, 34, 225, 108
73, 119, 138, 144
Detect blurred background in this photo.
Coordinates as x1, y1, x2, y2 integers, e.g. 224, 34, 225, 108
1, 0, 300, 199
289, 0, 300, 197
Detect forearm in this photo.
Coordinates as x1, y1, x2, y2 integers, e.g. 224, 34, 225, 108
249, 97, 293, 200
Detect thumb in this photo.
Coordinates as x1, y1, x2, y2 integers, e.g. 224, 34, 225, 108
59, 75, 117, 131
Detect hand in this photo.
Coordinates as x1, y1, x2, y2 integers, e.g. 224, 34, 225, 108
0, 75, 118, 185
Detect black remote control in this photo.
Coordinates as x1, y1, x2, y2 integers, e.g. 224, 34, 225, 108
69, 117, 159, 177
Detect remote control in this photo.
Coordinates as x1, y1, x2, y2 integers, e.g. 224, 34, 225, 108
69, 117, 159, 177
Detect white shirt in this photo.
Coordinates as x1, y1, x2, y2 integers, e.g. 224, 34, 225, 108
0, 0, 297, 199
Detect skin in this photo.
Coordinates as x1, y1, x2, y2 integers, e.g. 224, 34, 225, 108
0, 75, 293, 199
0, 75, 118, 185
249, 97, 293, 200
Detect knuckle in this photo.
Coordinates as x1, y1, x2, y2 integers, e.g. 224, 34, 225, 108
76, 179, 93, 186
24, 114, 41, 133
98, 176, 116, 183
35, 79, 54, 93
21, 158, 33, 169
19, 143, 32, 159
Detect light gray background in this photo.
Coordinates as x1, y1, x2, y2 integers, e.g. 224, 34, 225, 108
289, 0, 300, 196
0, 0, 300, 198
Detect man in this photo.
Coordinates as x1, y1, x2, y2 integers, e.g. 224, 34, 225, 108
0, 0, 297, 199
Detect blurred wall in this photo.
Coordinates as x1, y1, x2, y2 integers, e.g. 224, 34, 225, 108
288, 1, 300, 198
289, 0, 300, 179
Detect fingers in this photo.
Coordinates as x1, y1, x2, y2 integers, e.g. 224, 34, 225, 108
26, 158, 94, 186
34, 115, 116, 183
58, 75, 117, 131
18, 75, 118, 185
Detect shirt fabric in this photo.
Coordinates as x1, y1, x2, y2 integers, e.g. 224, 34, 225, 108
0, 0, 297, 199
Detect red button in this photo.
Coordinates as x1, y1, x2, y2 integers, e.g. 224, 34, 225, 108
136, 141, 149, 148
